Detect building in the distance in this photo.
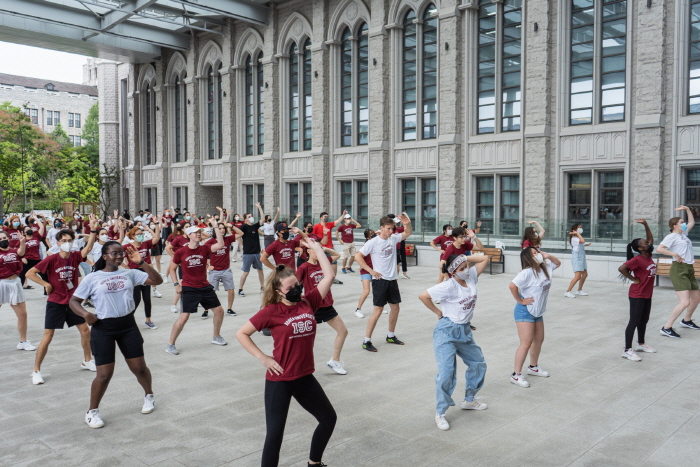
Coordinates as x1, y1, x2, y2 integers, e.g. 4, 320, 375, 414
0, 73, 97, 147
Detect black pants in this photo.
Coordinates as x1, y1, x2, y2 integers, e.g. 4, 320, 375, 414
398, 240, 407, 272
133, 284, 152, 319
262, 374, 336, 467
626, 297, 652, 350
20, 259, 41, 285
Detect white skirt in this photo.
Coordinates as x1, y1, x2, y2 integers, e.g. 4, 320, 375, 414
0, 277, 25, 305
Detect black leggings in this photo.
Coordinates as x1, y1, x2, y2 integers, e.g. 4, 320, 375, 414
398, 240, 407, 273
20, 259, 41, 285
133, 284, 152, 319
262, 374, 336, 467
626, 297, 652, 350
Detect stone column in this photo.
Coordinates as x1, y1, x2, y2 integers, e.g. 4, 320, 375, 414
154, 60, 167, 213
97, 61, 120, 215
127, 64, 139, 212
311, 0, 330, 216
221, 20, 236, 208
185, 38, 200, 213
263, 6, 280, 214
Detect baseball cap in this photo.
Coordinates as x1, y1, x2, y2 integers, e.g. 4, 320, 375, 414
344, 214, 351, 219
275, 223, 289, 232
185, 226, 200, 235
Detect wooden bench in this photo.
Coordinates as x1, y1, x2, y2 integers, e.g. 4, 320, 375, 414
405, 243, 418, 266
471, 248, 505, 275
655, 257, 700, 286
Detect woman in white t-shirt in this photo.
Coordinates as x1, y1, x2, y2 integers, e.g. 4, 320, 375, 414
509, 247, 561, 388
418, 253, 491, 432
656, 206, 700, 337
260, 208, 280, 250
565, 223, 591, 299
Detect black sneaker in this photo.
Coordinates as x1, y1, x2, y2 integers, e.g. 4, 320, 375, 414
201, 311, 209, 320
262, 328, 272, 336
238, 290, 245, 297
660, 327, 681, 338
362, 341, 378, 352
470, 325, 476, 331
83, 299, 95, 308
333, 279, 343, 285
308, 463, 327, 467
680, 319, 700, 330
386, 335, 404, 345
226, 309, 237, 316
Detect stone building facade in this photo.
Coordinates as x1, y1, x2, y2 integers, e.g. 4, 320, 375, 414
100, 0, 700, 243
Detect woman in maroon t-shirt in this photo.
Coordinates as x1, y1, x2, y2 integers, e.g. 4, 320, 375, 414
618, 219, 656, 361
236, 238, 337, 467
0, 230, 34, 350
521, 220, 545, 250
20, 227, 43, 290
123, 226, 157, 329
164, 223, 190, 312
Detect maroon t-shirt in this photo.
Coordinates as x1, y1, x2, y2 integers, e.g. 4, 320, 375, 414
0, 248, 23, 279
23, 237, 42, 261
296, 261, 333, 308
625, 254, 656, 299
162, 214, 173, 227
441, 242, 474, 261
169, 235, 189, 254
360, 253, 373, 275
5, 228, 22, 248
173, 244, 212, 288
248, 288, 323, 381
395, 226, 405, 249
34, 251, 83, 304
522, 239, 540, 249
82, 220, 91, 235
123, 240, 153, 268
337, 224, 357, 243
206, 236, 235, 271
265, 237, 301, 269
433, 235, 454, 251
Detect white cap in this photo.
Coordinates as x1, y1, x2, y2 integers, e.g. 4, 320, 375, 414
344, 214, 351, 219
185, 226, 200, 235
393, 217, 401, 223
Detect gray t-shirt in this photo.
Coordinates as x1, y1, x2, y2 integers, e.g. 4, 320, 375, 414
73, 269, 149, 319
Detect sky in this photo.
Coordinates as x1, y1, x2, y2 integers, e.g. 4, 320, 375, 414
0, 42, 88, 84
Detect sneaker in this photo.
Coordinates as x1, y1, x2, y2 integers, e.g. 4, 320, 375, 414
354, 309, 365, 318
226, 309, 237, 316
635, 343, 657, 353
680, 319, 700, 330
470, 325, 477, 331
141, 394, 155, 414
510, 373, 530, 387
238, 290, 245, 297
81, 360, 97, 372
165, 344, 179, 355
402, 272, 410, 279
526, 365, 550, 377
201, 311, 209, 320
434, 299, 441, 304
461, 400, 488, 410
341, 268, 347, 274
170, 305, 179, 313
327, 359, 347, 375
382, 309, 389, 314
575, 290, 588, 296
621, 349, 642, 361
145, 321, 157, 330
85, 409, 104, 428
564, 292, 576, 298
31, 371, 44, 385
83, 299, 95, 308
152, 288, 162, 298
262, 328, 272, 336
347, 268, 355, 273
362, 341, 377, 352
211, 335, 228, 346
333, 279, 343, 284
386, 335, 404, 345
232, 258, 237, 262
160, 273, 169, 283
16, 341, 36, 351
660, 327, 681, 338
435, 413, 450, 431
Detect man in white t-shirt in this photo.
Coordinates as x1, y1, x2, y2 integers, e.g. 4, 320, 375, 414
353, 213, 412, 352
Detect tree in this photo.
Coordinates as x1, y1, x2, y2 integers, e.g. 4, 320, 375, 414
98, 163, 120, 216
82, 102, 99, 167
51, 123, 70, 149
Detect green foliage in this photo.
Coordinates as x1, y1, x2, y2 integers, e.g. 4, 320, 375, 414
50, 123, 70, 149
82, 102, 99, 167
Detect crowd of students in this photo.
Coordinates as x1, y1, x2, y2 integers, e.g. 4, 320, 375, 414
1, 204, 699, 466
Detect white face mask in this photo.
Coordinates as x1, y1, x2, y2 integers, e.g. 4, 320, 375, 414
446, 229, 453, 236
99, 234, 110, 242
393, 217, 401, 224
577, 228, 583, 234
71, 225, 78, 231
454, 269, 470, 281
204, 228, 213, 235
533, 232, 538, 238
59, 242, 72, 252
246, 217, 254, 224
149, 224, 156, 230
235, 216, 240, 221
534, 253, 544, 264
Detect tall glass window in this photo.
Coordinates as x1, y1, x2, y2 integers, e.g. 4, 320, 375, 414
598, 172, 623, 238
246, 54, 255, 156
422, 178, 437, 232
290, 41, 312, 152
340, 181, 353, 213
568, 173, 592, 236
257, 55, 265, 154
174, 73, 187, 162
340, 24, 369, 147
145, 84, 153, 165
244, 54, 265, 156
302, 40, 312, 151
401, 179, 416, 219
245, 185, 255, 215
686, 169, 700, 240
501, 175, 520, 234
476, 177, 494, 232
341, 29, 353, 147
289, 183, 299, 214
357, 180, 368, 225
289, 43, 300, 152
46, 111, 53, 126
53, 111, 60, 126
303, 182, 313, 218
401, 177, 436, 231
207, 65, 216, 159
690, 0, 700, 113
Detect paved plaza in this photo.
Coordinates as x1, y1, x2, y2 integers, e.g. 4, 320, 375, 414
1, 258, 699, 467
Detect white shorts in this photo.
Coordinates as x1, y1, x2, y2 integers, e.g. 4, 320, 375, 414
208, 268, 235, 291
0, 277, 25, 305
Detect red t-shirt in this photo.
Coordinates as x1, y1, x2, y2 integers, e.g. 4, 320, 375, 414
0, 248, 23, 279
5, 228, 22, 248
24, 237, 42, 261
265, 237, 301, 270
433, 235, 454, 251
337, 224, 356, 243
206, 236, 235, 271
173, 244, 211, 288
107, 225, 121, 241
29, 224, 44, 238
395, 226, 405, 249
296, 261, 333, 307
522, 239, 541, 249
82, 220, 91, 235
234, 221, 244, 230
162, 215, 173, 227
441, 242, 474, 261
312, 221, 336, 248
169, 235, 189, 253
625, 254, 656, 299
360, 253, 373, 275
248, 288, 323, 381
299, 233, 322, 262
123, 240, 153, 268
34, 251, 83, 304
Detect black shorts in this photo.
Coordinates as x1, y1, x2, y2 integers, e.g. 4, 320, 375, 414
151, 241, 163, 256
315, 305, 338, 323
372, 279, 401, 307
45, 301, 86, 329
90, 313, 144, 366
181, 285, 221, 313
178, 265, 183, 279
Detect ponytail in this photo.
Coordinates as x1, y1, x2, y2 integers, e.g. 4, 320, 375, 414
92, 241, 119, 272
261, 264, 298, 307
625, 238, 642, 261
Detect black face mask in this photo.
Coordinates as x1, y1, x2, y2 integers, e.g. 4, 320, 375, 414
646, 244, 654, 253
371, 233, 378, 239
305, 227, 313, 234
284, 284, 303, 303
281, 231, 290, 240
25, 230, 33, 236
0, 240, 9, 249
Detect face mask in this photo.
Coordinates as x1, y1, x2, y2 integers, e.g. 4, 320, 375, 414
74, 215, 80, 219
165, 211, 170, 215
204, 228, 213, 235
55, 222, 63, 228
135, 234, 145, 242
306, 227, 313, 234
454, 269, 470, 281
0, 240, 8, 249
235, 216, 240, 221
25, 231, 33, 236
71, 225, 78, 231
12, 221, 20, 228
371, 233, 378, 239
577, 228, 583, 234
99, 234, 110, 242
60, 242, 73, 252
185, 216, 192, 220
534, 253, 544, 264
284, 284, 303, 303
149, 224, 156, 229
246, 217, 254, 224
533, 232, 539, 238
281, 231, 290, 240
646, 244, 654, 253
393, 217, 401, 224
446, 229, 452, 236
28, 219, 34, 225
681, 223, 688, 231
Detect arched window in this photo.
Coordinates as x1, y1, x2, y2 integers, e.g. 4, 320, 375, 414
173, 72, 187, 162
340, 22, 369, 147
290, 39, 313, 152
245, 52, 265, 156
141, 78, 157, 165
206, 64, 223, 159
401, 4, 438, 142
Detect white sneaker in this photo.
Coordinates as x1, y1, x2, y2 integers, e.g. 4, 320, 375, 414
402, 272, 410, 279
635, 343, 656, 353
85, 409, 105, 428
435, 413, 450, 431
170, 305, 179, 313
575, 290, 588, 296
81, 360, 97, 372
354, 309, 365, 318
232, 258, 237, 262
31, 371, 44, 385
564, 292, 576, 299
327, 359, 347, 375
434, 299, 441, 304
17, 341, 36, 351
622, 349, 642, 361
165, 344, 179, 355
160, 273, 169, 283
142, 394, 155, 414
211, 335, 228, 346
526, 366, 550, 377
382, 309, 388, 314
510, 373, 530, 387
461, 399, 488, 410
152, 289, 162, 298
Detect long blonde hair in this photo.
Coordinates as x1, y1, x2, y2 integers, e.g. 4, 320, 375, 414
262, 265, 298, 307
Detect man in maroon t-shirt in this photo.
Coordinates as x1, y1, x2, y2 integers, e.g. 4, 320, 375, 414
261, 223, 306, 271
26, 225, 98, 384
336, 214, 362, 275
166, 223, 227, 355
206, 222, 237, 316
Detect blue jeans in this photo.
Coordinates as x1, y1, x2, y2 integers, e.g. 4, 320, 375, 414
433, 317, 487, 415
79, 262, 91, 277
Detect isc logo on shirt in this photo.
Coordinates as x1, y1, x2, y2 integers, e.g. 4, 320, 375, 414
187, 256, 203, 266
291, 320, 313, 334
107, 281, 125, 291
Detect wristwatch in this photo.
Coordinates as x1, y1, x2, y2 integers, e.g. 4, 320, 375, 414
137, 260, 145, 266
173, 282, 180, 286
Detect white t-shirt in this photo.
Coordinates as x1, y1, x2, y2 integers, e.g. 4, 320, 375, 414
570, 237, 584, 252
73, 269, 149, 319
359, 233, 402, 280
47, 228, 61, 247
511, 261, 558, 318
426, 268, 478, 324
90, 242, 104, 263
660, 232, 694, 264
262, 222, 275, 236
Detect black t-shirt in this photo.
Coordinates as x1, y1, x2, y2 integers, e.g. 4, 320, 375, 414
240, 223, 261, 254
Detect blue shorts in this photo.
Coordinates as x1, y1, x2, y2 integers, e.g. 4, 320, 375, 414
241, 254, 263, 272
514, 303, 543, 323
360, 274, 371, 281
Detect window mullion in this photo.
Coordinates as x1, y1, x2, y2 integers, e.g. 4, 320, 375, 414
593, 0, 601, 125
495, 4, 503, 134
416, 19, 423, 140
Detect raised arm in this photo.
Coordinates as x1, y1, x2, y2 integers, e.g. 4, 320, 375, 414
676, 205, 695, 232
217, 206, 228, 224
352, 217, 362, 228
468, 254, 490, 277
80, 216, 98, 259
474, 220, 482, 235
399, 212, 412, 241
37, 215, 46, 236
306, 238, 334, 300
231, 225, 244, 237
334, 210, 348, 226
209, 220, 225, 252
255, 202, 265, 225
289, 212, 302, 228
273, 207, 280, 223
527, 220, 545, 237
635, 218, 653, 244
16, 235, 26, 257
